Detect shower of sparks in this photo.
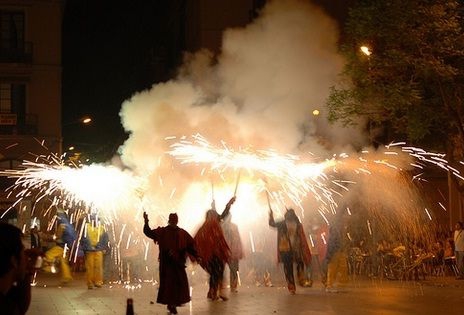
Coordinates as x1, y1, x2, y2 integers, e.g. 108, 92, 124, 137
1, 135, 463, 252
165, 134, 464, 246
0, 154, 146, 219
2, 135, 464, 287
168, 134, 337, 208
168, 135, 464, 214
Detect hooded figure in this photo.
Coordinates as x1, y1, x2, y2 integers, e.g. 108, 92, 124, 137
143, 212, 200, 315
194, 196, 236, 301
269, 208, 312, 294
56, 209, 77, 249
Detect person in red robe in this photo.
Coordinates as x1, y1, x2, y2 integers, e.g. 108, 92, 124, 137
194, 196, 236, 301
143, 212, 200, 315
269, 208, 312, 294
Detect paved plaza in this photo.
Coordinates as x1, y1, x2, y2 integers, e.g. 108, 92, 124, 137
28, 271, 464, 315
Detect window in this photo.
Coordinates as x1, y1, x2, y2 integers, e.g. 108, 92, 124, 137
0, 10, 24, 50
0, 82, 26, 134
0, 83, 11, 112
0, 83, 25, 115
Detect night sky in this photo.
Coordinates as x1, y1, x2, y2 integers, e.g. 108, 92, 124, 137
62, 1, 189, 161
61, 0, 350, 162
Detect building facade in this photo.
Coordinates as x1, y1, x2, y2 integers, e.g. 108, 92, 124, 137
0, 0, 62, 225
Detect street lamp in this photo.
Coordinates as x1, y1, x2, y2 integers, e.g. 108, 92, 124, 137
360, 45, 372, 56
62, 116, 92, 157
360, 45, 374, 144
64, 116, 93, 127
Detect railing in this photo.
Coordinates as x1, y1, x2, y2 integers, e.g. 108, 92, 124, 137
0, 41, 33, 63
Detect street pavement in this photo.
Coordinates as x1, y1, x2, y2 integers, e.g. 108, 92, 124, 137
28, 271, 464, 315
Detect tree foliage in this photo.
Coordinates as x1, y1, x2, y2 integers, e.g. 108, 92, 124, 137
328, 0, 464, 150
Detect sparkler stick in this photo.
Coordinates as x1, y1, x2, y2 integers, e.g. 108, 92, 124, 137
249, 231, 255, 253
233, 169, 242, 197
262, 177, 272, 211
265, 190, 272, 212
211, 180, 215, 201
211, 178, 216, 210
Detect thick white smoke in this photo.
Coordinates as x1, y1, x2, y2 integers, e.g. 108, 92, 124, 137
117, 0, 366, 231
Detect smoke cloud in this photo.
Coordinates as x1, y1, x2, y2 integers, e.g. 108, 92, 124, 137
117, 0, 368, 231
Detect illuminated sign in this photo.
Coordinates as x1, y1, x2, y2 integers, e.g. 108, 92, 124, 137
0, 114, 17, 125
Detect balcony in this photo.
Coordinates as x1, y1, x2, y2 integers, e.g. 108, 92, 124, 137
0, 41, 33, 63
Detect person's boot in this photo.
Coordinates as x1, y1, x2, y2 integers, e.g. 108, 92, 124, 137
231, 278, 238, 293
208, 287, 219, 300
288, 283, 296, 294
207, 287, 214, 299
218, 281, 228, 301
167, 305, 178, 314
264, 271, 273, 287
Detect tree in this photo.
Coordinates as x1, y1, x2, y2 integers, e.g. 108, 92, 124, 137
328, 0, 464, 152
328, 0, 464, 226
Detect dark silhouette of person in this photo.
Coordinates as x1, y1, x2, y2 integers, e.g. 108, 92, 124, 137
143, 212, 200, 314
221, 214, 244, 292
0, 222, 40, 315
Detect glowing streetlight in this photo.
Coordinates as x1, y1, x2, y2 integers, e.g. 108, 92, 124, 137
360, 45, 372, 56
64, 116, 92, 127
68, 146, 75, 151
312, 109, 320, 116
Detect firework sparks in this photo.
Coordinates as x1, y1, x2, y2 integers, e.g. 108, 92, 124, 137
2, 134, 463, 288
2, 135, 462, 245
167, 134, 336, 208
1, 154, 146, 218
165, 134, 464, 244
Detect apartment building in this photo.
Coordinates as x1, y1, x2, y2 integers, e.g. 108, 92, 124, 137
0, 0, 62, 225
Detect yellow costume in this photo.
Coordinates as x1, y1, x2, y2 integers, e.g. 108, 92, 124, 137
82, 222, 108, 289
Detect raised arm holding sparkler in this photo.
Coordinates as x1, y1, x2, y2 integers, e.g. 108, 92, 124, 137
219, 196, 236, 221
143, 211, 199, 314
